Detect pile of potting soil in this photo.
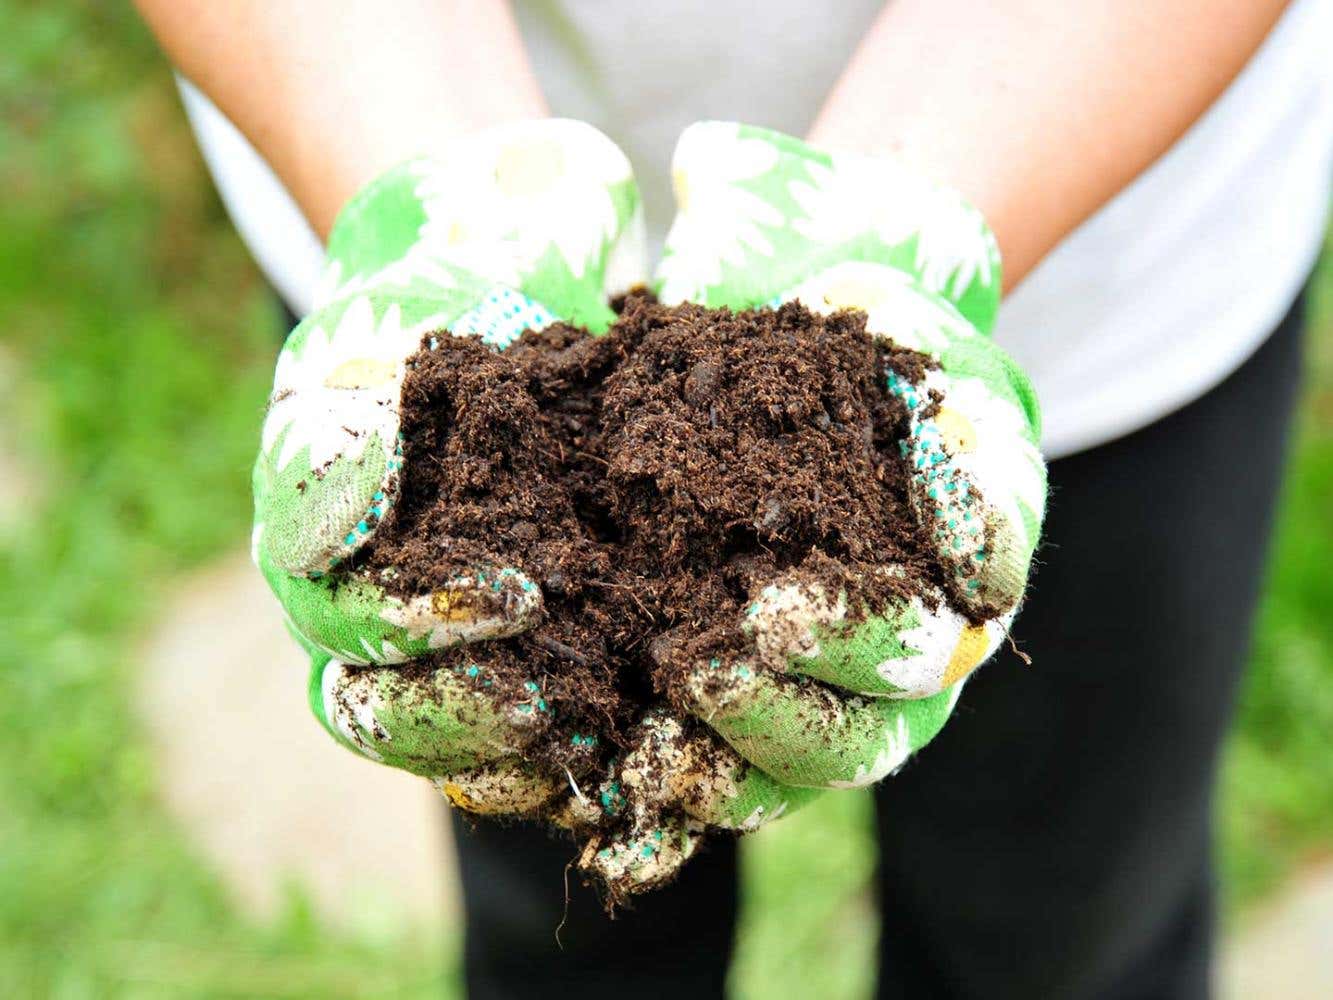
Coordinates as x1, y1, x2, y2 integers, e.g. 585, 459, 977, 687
347, 295, 949, 781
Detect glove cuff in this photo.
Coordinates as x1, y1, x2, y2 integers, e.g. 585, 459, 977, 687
317, 118, 645, 329
657, 121, 1001, 333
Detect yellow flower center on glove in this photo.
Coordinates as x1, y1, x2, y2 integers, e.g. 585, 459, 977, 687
439, 782, 474, 810
430, 588, 481, 622
934, 407, 978, 454
323, 358, 398, 390
820, 276, 890, 311
445, 220, 470, 245
495, 139, 566, 197
942, 623, 990, 686
672, 168, 691, 213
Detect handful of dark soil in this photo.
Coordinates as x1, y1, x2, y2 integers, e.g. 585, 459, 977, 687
349, 295, 945, 781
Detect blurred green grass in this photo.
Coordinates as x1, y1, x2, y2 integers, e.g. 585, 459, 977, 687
0, 5, 1327, 998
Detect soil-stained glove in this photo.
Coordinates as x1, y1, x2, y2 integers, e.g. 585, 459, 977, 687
252, 120, 645, 810
584, 123, 1046, 882
569, 713, 825, 893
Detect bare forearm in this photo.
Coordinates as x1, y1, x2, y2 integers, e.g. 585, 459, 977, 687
135, 0, 546, 237
810, 0, 1289, 287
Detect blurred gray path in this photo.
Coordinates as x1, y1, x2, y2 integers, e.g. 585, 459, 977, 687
136, 551, 456, 933
1222, 863, 1333, 999
136, 551, 1331, 989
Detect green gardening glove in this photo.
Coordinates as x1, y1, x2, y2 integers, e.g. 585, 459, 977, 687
583, 124, 1047, 885
252, 119, 645, 812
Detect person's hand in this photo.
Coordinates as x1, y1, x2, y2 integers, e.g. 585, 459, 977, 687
664, 121, 1047, 778
581, 123, 1047, 886
253, 119, 645, 812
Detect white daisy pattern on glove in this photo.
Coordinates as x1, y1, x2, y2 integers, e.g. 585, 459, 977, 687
788, 155, 925, 250
827, 711, 913, 789
912, 185, 998, 301
658, 121, 785, 304
881, 606, 1012, 698
778, 262, 979, 355
787, 151, 996, 306
312, 245, 470, 313
413, 121, 632, 284
261, 296, 443, 475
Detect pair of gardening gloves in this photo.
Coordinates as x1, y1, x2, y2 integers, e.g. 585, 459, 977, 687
252, 120, 1046, 894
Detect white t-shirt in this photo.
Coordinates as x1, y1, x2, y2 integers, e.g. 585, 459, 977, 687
182, 0, 1333, 459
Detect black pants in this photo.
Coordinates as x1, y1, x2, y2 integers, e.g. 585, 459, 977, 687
449, 295, 1306, 1000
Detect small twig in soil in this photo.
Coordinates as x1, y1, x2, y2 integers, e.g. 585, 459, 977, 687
535, 446, 564, 466
534, 634, 590, 667
589, 579, 653, 619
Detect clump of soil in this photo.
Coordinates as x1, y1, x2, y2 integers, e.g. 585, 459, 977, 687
348, 295, 946, 780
